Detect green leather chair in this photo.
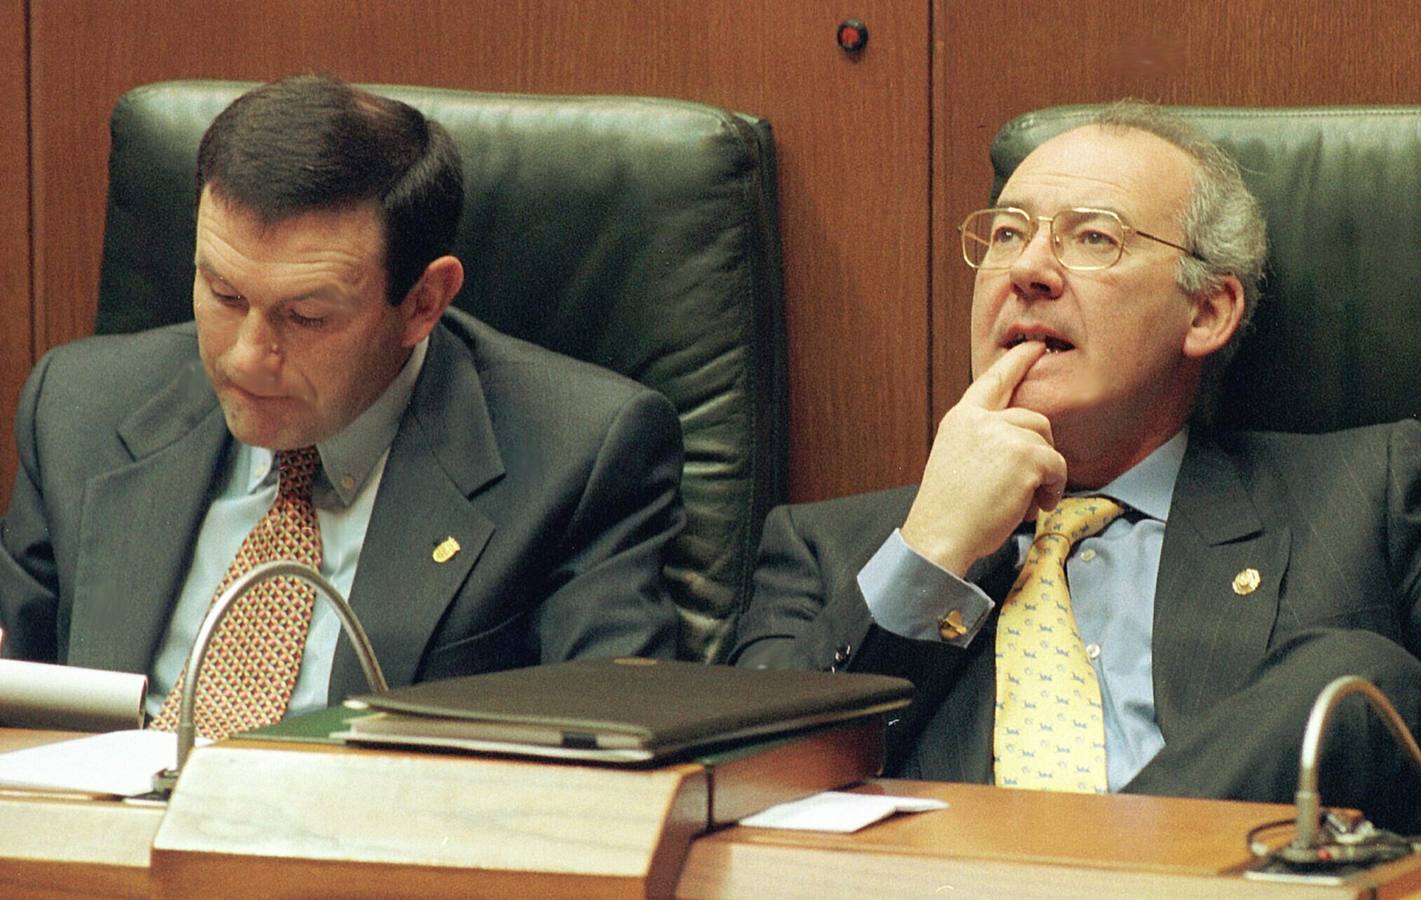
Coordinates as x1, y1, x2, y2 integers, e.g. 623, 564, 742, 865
989, 105, 1421, 432
97, 81, 788, 663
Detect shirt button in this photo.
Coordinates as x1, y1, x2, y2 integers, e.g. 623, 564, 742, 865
341, 474, 356, 491
1079, 548, 1097, 562
1085, 643, 1101, 660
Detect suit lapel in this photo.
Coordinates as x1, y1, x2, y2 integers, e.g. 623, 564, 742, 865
332, 325, 504, 697
69, 357, 229, 673
1151, 436, 1290, 737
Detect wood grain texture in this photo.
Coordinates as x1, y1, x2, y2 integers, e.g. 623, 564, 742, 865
2, 729, 1420, 898
0, 0, 29, 514
676, 842, 1385, 898
675, 778, 1408, 898
151, 741, 708, 898
16, 0, 1421, 516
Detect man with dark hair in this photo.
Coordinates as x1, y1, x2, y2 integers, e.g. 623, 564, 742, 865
0, 75, 683, 739
732, 102, 1421, 831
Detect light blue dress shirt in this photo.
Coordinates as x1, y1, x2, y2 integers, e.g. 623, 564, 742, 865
145, 339, 429, 720
859, 429, 1189, 791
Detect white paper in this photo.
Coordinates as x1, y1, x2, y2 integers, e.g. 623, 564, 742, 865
0, 729, 208, 797
739, 791, 948, 833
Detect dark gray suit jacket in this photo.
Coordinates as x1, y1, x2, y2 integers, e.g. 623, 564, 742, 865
732, 424, 1421, 793
0, 308, 683, 703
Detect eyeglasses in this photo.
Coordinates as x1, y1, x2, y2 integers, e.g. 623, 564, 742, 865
958, 207, 1202, 272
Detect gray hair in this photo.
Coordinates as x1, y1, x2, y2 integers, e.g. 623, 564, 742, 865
1089, 101, 1268, 417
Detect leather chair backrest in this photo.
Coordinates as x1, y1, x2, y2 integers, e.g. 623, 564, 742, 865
988, 106, 1421, 432
98, 81, 788, 662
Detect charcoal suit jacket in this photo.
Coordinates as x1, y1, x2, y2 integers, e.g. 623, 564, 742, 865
0, 308, 683, 703
732, 424, 1421, 797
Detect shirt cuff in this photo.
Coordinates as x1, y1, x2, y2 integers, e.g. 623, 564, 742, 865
856, 529, 995, 646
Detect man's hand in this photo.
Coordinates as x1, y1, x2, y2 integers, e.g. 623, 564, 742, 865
900, 341, 1067, 576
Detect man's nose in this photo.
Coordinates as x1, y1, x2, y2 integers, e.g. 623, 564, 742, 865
230, 315, 282, 379
1008, 222, 1066, 300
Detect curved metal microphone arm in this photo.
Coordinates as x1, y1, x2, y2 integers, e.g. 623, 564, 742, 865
1292, 675, 1421, 849
161, 560, 388, 787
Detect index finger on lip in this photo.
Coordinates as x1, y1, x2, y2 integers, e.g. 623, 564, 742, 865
962, 340, 1046, 411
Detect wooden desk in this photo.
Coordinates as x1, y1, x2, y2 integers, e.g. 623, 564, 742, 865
0, 729, 1418, 898
0, 729, 162, 898
676, 780, 1421, 898
151, 739, 708, 898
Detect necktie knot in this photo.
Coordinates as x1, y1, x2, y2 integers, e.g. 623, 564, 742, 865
1033, 496, 1124, 557
275, 446, 320, 501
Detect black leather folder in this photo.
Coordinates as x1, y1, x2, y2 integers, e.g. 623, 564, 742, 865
335, 657, 912, 763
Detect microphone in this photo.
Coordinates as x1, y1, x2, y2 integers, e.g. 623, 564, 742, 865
150, 560, 388, 796
1258, 675, 1421, 868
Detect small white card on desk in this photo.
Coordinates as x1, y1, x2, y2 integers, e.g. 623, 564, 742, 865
739, 791, 948, 833
0, 729, 208, 797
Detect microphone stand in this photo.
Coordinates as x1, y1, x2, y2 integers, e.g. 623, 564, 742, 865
151, 560, 388, 796
1280, 675, 1421, 863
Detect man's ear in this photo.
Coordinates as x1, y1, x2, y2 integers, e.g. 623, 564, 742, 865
1183, 274, 1245, 360
399, 256, 464, 347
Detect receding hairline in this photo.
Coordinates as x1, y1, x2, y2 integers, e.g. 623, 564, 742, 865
1000, 123, 1200, 226
1030, 122, 1202, 174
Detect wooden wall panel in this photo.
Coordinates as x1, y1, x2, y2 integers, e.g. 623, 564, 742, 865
22, 0, 1421, 521
0, 0, 29, 513
932, 0, 1421, 428
22, 0, 931, 510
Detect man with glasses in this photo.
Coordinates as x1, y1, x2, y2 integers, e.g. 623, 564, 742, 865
732, 101, 1421, 831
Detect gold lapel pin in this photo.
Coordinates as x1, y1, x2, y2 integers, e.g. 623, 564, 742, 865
432, 536, 461, 564
1232, 567, 1261, 596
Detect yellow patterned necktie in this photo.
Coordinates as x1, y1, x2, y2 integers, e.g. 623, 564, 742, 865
993, 496, 1124, 793
151, 447, 323, 740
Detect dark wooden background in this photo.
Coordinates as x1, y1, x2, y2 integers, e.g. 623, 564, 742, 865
3, 1, 1419, 513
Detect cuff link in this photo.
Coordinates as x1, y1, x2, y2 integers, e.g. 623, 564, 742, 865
938, 609, 969, 640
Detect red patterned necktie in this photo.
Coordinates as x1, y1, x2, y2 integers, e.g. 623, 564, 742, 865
151, 446, 323, 740
993, 496, 1123, 793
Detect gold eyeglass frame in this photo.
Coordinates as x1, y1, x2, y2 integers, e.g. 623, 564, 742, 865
958, 206, 1203, 271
